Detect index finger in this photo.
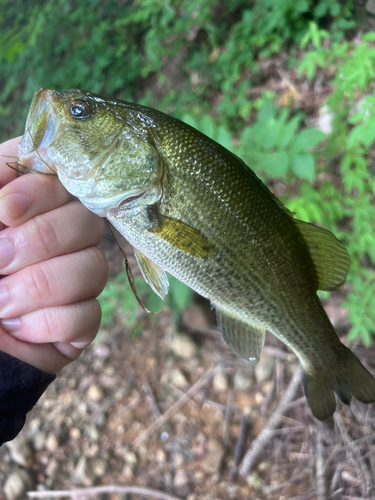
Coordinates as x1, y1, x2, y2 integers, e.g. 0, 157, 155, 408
0, 137, 22, 188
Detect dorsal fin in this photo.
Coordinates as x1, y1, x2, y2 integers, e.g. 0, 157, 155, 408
294, 219, 351, 291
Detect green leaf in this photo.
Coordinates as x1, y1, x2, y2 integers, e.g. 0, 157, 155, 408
217, 127, 233, 151
277, 115, 301, 149
359, 118, 375, 148
182, 114, 198, 130
260, 151, 289, 178
200, 115, 215, 140
292, 128, 325, 152
348, 113, 365, 125
291, 153, 316, 181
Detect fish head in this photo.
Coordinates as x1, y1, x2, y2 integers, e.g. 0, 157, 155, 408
18, 88, 163, 216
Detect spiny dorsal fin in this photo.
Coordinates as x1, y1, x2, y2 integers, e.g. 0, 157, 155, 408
294, 219, 351, 291
133, 248, 169, 300
215, 306, 265, 365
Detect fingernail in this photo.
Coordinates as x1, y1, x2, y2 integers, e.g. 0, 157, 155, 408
0, 193, 31, 220
0, 317, 21, 333
0, 239, 14, 269
0, 284, 9, 310
70, 341, 91, 349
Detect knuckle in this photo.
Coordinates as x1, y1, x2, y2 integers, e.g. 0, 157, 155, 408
24, 264, 55, 302
40, 307, 56, 337
30, 214, 59, 255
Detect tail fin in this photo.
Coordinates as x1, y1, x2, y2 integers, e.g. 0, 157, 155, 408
302, 347, 375, 420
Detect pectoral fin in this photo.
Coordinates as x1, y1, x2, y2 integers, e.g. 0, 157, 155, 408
133, 248, 169, 300
295, 219, 351, 291
215, 306, 265, 365
147, 207, 214, 259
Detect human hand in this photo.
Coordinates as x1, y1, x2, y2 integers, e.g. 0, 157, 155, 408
0, 137, 108, 374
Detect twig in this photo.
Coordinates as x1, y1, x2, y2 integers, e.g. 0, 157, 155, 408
262, 467, 309, 494
132, 366, 214, 448
315, 422, 327, 500
239, 366, 302, 476
222, 389, 234, 445
335, 415, 373, 496
27, 486, 181, 500
229, 414, 249, 481
167, 383, 199, 410
143, 378, 162, 416
262, 345, 291, 360
260, 359, 277, 414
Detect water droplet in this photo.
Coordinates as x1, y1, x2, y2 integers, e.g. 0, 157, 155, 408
161, 432, 169, 441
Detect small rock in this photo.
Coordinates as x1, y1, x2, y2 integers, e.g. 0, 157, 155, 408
170, 368, 188, 387
233, 368, 252, 391
45, 433, 58, 452
92, 344, 111, 359
212, 370, 228, 392
122, 464, 134, 480
124, 451, 138, 470
6, 435, 32, 466
172, 333, 198, 359
70, 428, 81, 440
4, 470, 32, 500
87, 383, 104, 402
174, 452, 185, 468
45, 459, 58, 478
203, 439, 224, 473
32, 431, 46, 451
92, 459, 106, 477
174, 468, 190, 497
156, 448, 166, 464
73, 456, 91, 485
255, 355, 275, 383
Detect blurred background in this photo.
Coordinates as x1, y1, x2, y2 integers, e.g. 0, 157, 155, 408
1, 1, 375, 499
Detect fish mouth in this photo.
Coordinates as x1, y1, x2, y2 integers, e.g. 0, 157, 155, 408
18, 88, 59, 174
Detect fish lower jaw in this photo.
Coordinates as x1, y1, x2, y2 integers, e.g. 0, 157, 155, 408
17, 151, 56, 175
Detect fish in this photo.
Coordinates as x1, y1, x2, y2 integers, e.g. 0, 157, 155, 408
18, 87, 375, 420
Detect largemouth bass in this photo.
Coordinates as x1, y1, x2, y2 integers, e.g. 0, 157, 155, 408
18, 88, 375, 420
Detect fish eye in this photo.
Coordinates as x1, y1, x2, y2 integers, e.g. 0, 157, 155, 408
69, 100, 91, 119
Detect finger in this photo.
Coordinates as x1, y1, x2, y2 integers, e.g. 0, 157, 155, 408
0, 171, 73, 226
0, 247, 108, 318
0, 298, 102, 346
0, 137, 22, 188
0, 201, 106, 274
0, 328, 73, 374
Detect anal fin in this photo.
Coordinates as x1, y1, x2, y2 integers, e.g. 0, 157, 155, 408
215, 306, 265, 365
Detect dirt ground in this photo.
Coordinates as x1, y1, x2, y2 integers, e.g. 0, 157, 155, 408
1, 235, 375, 500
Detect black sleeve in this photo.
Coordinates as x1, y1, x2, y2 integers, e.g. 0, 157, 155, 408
0, 351, 56, 445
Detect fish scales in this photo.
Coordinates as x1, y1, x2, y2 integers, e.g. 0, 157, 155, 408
18, 87, 375, 419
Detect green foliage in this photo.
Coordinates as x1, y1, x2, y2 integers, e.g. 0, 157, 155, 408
296, 25, 375, 345
0, 0, 355, 141
184, 99, 325, 182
